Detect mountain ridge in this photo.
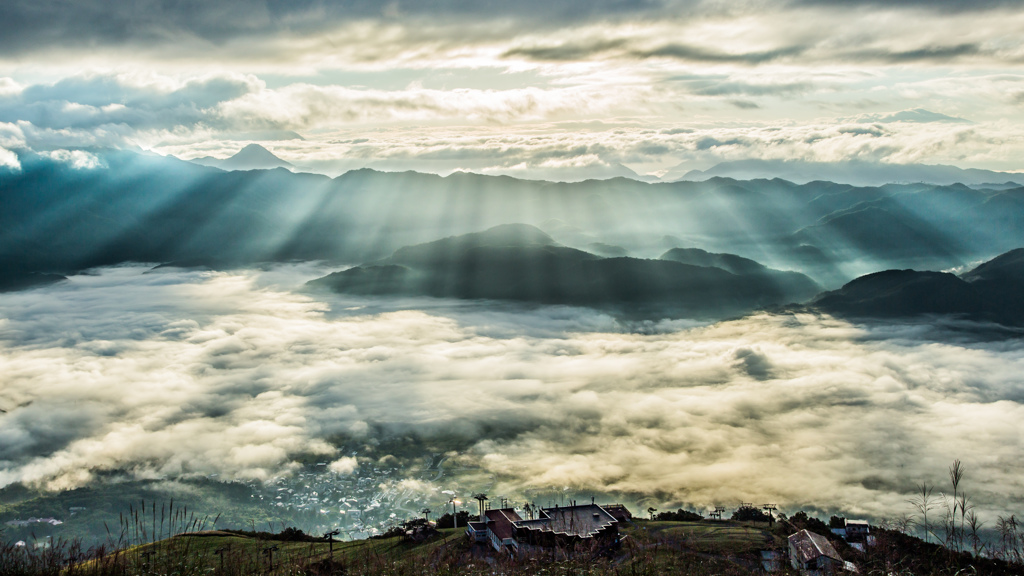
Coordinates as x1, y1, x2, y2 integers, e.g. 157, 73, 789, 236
811, 248, 1024, 326
671, 159, 1024, 188
309, 224, 822, 318
3, 150, 1023, 293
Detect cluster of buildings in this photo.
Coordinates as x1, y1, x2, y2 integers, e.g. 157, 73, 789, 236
465, 500, 632, 554
253, 461, 424, 540
461, 498, 871, 576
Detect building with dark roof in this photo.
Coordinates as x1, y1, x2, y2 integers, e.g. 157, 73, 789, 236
466, 503, 623, 554
789, 529, 856, 574
830, 519, 874, 552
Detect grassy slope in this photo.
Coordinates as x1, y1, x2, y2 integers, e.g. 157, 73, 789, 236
643, 520, 781, 555
84, 521, 775, 575
7, 518, 1019, 575
0, 480, 310, 547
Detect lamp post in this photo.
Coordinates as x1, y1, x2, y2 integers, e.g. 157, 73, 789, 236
449, 497, 462, 528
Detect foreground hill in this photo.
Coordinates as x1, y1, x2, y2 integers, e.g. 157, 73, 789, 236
4, 515, 1019, 576
811, 248, 1024, 326
308, 224, 820, 317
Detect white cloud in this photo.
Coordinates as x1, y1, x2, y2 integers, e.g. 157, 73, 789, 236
0, 78, 22, 97
0, 146, 19, 171
328, 457, 359, 475
39, 149, 104, 169
1, 266, 1023, 523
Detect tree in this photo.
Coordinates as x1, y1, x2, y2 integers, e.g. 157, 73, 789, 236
647, 507, 657, 520
732, 506, 771, 523
790, 511, 830, 534
654, 509, 703, 522
434, 511, 471, 529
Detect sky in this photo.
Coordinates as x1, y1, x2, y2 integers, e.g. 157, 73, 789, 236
1, 0, 1023, 178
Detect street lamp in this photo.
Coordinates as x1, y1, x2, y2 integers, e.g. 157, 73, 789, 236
449, 497, 462, 528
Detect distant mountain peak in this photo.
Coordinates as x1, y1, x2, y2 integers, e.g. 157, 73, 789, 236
222, 144, 293, 170
189, 143, 293, 171
237, 143, 275, 155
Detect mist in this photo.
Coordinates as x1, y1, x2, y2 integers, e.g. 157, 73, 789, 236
2, 265, 1022, 523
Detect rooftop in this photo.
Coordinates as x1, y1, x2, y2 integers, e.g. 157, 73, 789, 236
789, 529, 843, 564
485, 508, 523, 541
515, 504, 617, 539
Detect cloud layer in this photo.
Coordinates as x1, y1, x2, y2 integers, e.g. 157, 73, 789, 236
2, 266, 1023, 523
0, 1, 1023, 177
5, 67, 1023, 179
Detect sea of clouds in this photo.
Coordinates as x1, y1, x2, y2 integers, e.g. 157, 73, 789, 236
1, 264, 1023, 523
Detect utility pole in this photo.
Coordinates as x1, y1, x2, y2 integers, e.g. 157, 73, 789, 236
214, 545, 231, 573
324, 529, 340, 557
263, 545, 278, 571
473, 493, 489, 520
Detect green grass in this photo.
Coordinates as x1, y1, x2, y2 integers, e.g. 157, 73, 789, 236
0, 480, 309, 547
641, 520, 781, 555
2, 521, 765, 576
5, 518, 1018, 576
57, 527, 473, 576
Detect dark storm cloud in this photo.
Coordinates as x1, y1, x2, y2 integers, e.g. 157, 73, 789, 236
503, 39, 629, 61
792, 0, 1018, 12
503, 41, 807, 65
502, 37, 1003, 67
869, 43, 983, 63
729, 100, 760, 109
0, 0, 667, 54
0, 0, 1012, 56
633, 44, 806, 64
684, 79, 813, 97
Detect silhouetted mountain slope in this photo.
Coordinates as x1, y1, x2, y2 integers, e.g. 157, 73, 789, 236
790, 204, 970, 268
960, 248, 1024, 322
963, 248, 1024, 285
309, 225, 819, 316
389, 224, 562, 267
586, 242, 629, 257
811, 248, 1024, 326
660, 247, 820, 301
660, 247, 768, 274
0, 265, 66, 292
